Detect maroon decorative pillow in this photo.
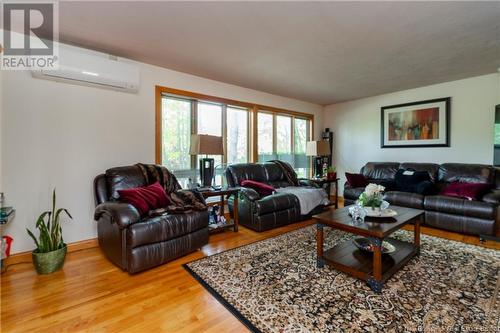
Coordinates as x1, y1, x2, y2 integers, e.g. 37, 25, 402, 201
345, 172, 369, 188
118, 182, 171, 216
441, 182, 493, 201
241, 180, 275, 196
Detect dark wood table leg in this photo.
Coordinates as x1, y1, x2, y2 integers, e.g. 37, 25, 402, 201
414, 215, 421, 254
233, 194, 239, 232
334, 180, 338, 209
368, 237, 383, 293
316, 223, 324, 268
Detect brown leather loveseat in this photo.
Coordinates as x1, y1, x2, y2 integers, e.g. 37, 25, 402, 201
344, 162, 500, 238
93, 165, 209, 273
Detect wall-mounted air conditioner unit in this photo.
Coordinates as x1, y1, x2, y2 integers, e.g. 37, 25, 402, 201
32, 44, 140, 93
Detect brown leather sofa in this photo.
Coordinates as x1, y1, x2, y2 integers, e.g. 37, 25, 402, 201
225, 162, 323, 232
344, 162, 500, 238
93, 165, 209, 273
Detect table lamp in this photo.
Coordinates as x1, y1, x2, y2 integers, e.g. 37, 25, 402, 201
306, 140, 331, 178
190, 134, 225, 187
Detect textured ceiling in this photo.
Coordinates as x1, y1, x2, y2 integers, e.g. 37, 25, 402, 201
54, 1, 499, 105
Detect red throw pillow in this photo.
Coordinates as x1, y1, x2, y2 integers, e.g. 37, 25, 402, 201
441, 182, 493, 201
118, 182, 171, 216
345, 172, 369, 188
241, 180, 275, 196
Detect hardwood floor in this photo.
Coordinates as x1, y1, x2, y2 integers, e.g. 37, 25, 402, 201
0, 220, 315, 333
1, 209, 498, 332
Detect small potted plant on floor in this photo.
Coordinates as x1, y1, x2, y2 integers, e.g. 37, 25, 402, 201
27, 189, 72, 274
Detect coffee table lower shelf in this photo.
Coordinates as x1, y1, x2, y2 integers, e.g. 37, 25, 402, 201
321, 238, 419, 291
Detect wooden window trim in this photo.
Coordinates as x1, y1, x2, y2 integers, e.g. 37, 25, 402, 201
155, 85, 315, 165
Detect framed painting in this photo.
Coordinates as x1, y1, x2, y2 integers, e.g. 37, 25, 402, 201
381, 97, 450, 148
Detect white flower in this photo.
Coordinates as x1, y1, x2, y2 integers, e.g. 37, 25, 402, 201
364, 183, 385, 197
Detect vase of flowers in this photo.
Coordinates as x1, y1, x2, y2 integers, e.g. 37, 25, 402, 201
357, 183, 386, 212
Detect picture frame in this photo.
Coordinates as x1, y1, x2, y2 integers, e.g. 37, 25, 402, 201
381, 97, 450, 148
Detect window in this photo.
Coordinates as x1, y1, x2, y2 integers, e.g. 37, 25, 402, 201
197, 102, 222, 136
294, 118, 310, 178
276, 115, 292, 164
161, 97, 192, 172
156, 86, 313, 183
256, 111, 311, 176
196, 102, 223, 173
227, 107, 249, 164
257, 113, 274, 162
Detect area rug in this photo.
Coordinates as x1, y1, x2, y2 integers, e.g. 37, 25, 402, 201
184, 226, 500, 333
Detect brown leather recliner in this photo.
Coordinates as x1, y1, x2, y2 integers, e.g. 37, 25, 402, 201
224, 162, 324, 232
344, 162, 500, 238
93, 165, 209, 273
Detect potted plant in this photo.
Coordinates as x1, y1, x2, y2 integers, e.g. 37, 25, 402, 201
27, 189, 72, 274
327, 166, 337, 180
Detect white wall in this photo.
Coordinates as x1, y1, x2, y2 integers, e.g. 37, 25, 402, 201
324, 73, 500, 190
1, 46, 323, 254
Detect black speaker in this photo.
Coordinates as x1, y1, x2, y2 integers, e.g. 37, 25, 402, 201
199, 158, 215, 187
313, 157, 323, 178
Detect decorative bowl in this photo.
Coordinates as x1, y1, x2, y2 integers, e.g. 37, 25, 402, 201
353, 237, 396, 254
364, 208, 398, 218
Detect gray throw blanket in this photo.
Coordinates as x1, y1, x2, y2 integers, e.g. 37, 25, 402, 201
275, 186, 329, 214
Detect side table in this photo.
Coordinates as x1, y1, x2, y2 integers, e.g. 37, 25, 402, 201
197, 187, 240, 233
1, 208, 15, 273
310, 178, 339, 209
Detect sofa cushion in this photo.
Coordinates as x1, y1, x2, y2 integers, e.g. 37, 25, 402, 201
424, 195, 496, 220
438, 163, 495, 184
106, 165, 147, 200
400, 163, 440, 182
255, 193, 299, 215
441, 182, 493, 201
345, 172, 368, 188
361, 162, 400, 180
127, 210, 209, 248
241, 180, 275, 196
394, 169, 434, 195
225, 163, 289, 187
268, 180, 295, 189
383, 191, 424, 209
344, 186, 364, 201
425, 211, 495, 236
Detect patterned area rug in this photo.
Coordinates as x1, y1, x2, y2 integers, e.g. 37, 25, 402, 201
184, 226, 500, 333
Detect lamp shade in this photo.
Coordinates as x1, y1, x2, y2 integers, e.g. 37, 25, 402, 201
306, 140, 330, 156
189, 134, 224, 155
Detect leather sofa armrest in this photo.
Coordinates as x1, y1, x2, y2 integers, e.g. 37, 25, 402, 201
94, 202, 141, 229
298, 178, 320, 188
240, 187, 260, 201
482, 190, 500, 205
254, 192, 299, 215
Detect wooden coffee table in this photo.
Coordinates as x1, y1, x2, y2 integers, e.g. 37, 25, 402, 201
313, 205, 423, 293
